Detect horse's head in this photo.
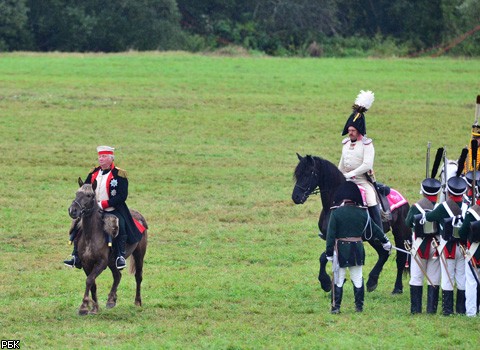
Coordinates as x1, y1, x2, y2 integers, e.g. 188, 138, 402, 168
292, 153, 319, 204
68, 177, 97, 219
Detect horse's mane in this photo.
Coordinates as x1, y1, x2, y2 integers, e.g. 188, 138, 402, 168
294, 155, 344, 184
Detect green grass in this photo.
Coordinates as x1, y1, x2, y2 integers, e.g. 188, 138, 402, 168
1, 52, 480, 349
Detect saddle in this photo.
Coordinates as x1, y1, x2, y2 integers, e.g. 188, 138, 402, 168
376, 182, 392, 222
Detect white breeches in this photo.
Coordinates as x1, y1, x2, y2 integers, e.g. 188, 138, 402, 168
352, 176, 378, 206
334, 265, 363, 288
465, 260, 480, 317
439, 240, 466, 291
409, 247, 441, 286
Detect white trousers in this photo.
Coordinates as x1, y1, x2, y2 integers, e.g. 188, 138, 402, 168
333, 253, 363, 288
351, 176, 378, 206
409, 241, 441, 286
439, 238, 466, 291
465, 260, 480, 317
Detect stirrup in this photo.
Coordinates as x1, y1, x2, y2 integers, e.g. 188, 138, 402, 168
64, 255, 81, 269
116, 256, 127, 270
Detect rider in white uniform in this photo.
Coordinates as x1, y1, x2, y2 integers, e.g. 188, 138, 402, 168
338, 90, 382, 229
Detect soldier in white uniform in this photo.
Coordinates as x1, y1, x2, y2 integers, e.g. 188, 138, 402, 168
338, 90, 382, 229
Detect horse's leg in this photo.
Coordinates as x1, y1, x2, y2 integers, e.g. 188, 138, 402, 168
79, 266, 104, 315
318, 252, 332, 292
89, 281, 99, 315
390, 206, 411, 295
366, 238, 390, 292
131, 247, 145, 306
107, 265, 122, 308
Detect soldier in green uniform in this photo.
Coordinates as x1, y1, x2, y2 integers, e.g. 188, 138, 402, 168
326, 181, 391, 314
459, 174, 480, 317
405, 177, 442, 314
425, 176, 467, 316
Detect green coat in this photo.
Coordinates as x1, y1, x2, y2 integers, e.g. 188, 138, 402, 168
326, 204, 388, 268
425, 199, 462, 253
405, 197, 437, 258
459, 205, 480, 263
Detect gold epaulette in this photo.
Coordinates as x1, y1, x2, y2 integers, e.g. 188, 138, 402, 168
116, 167, 128, 178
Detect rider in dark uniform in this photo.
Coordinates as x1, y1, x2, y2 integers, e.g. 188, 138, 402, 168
326, 181, 391, 314
64, 146, 142, 270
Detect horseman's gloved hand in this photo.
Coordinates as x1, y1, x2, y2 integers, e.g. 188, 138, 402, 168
97, 201, 103, 210
344, 171, 355, 179
382, 241, 392, 252
326, 255, 333, 261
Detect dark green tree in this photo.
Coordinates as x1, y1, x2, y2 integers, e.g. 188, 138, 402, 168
0, 0, 32, 50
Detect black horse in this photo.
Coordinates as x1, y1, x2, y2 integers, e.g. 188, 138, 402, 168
292, 154, 411, 294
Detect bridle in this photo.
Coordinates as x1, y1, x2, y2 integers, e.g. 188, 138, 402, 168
70, 198, 95, 218
294, 157, 322, 199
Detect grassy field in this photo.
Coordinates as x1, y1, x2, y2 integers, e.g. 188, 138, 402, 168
1, 52, 480, 349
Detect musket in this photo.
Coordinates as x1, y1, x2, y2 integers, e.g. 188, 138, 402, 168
459, 243, 480, 286
405, 240, 436, 287
426, 142, 431, 179
431, 237, 454, 287
472, 139, 478, 203
442, 146, 447, 199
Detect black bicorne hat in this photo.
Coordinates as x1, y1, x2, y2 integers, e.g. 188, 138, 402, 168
447, 176, 467, 196
421, 178, 442, 196
342, 111, 366, 136
334, 181, 364, 206
341, 90, 374, 136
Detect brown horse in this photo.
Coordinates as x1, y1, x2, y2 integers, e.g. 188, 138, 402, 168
68, 178, 148, 315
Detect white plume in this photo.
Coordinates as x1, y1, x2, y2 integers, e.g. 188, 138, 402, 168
354, 90, 375, 110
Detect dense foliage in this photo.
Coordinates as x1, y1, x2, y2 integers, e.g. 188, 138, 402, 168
0, 0, 479, 56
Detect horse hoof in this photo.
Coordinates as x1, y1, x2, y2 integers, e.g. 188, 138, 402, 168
78, 309, 89, 316
318, 275, 332, 292
391, 288, 403, 295
106, 302, 116, 309
367, 276, 379, 292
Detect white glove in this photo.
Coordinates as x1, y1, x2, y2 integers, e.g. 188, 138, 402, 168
344, 171, 356, 179
326, 255, 333, 261
382, 241, 392, 252
97, 201, 103, 210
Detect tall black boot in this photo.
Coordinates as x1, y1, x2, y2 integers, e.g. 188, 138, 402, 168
368, 205, 383, 230
63, 220, 82, 269
456, 289, 466, 315
410, 285, 423, 314
115, 233, 127, 270
331, 284, 343, 314
442, 290, 454, 316
426, 285, 439, 314
353, 281, 365, 312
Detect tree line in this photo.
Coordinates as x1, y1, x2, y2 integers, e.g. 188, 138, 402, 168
1, 0, 479, 56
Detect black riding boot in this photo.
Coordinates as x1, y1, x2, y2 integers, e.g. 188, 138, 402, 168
426, 285, 439, 314
353, 281, 365, 312
442, 290, 454, 316
63, 221, 82, 269
368, 205, 383, 230
331, 284, 343, 314
410, 285, 423, 314
456, 289, 466, 315
115, 233, 127, 270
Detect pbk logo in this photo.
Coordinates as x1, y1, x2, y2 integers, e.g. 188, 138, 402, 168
1, 340, 20, 349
